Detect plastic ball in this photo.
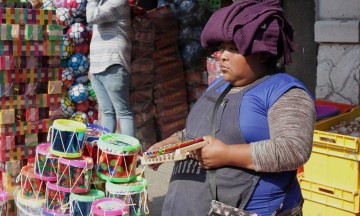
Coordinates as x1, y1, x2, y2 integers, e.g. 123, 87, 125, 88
61, 96, 75, 117
70, 111, 88, 123
88, 100, 98, 111
67, 82, 89, 104
61, 69, 75, 89
74, 41, 90, 54
67, 23, 89, 44
86, 110, 98, 123
66, 0, 87, 17
42, 0, 55, 9
60, 37, 74, 60
67, 53, 89, 75
85, 82, 96, 101
75, 100, 89, 112
56, 8, 73, 27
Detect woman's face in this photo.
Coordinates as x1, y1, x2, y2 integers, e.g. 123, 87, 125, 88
218, 42, 266, 87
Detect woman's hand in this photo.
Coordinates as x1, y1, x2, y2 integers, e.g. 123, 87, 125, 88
190, 135, 230, 169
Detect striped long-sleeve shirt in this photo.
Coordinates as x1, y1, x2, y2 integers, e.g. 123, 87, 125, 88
86, 0, 131, 74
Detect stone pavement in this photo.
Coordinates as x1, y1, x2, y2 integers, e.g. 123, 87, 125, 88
144, 162, 174, 216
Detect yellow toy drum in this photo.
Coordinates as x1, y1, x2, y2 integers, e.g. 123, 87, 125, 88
14, 189, 44, 216
47, 119, 87, 158
96, 133, 140, 183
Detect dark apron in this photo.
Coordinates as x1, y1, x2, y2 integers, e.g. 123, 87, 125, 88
162, 77, 270, 216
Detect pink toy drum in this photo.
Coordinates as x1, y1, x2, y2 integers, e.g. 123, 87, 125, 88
0, 191, 8, 216
34, 143, 58, 181
96, 133, 140, 183
42, 206, 72, 216
45, 181, 71, 214
47, 119, 87, 158
57, 156, 93, 193
90, 197, 128, 216
20, 165, 47, 199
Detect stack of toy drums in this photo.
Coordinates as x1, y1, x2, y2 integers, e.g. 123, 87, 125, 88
13, 119, 110, 216
93, 133, 149, 216
83, 123, 111, 192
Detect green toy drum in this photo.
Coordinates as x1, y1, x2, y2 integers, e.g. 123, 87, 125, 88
96, 133, 140, 183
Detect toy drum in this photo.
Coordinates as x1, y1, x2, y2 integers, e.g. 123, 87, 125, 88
106, 178, 148, 216
42, 206, 72, 216
20, 165, 47, 199
48, 119, 87, 158
90, 198, 128, 216
57, 156, 93, 193
96, 133, 140, 183
45, 181, 71, 214
34, 143, 58, 181
15, 189, 44, 216
70, 189, 105, 216
83, 123, 110, 165
0, 191, 8, 216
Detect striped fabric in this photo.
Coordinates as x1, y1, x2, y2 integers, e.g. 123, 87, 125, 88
86, 0, 131, 73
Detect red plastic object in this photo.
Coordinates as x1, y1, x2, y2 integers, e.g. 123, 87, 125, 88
315, 99, 355, 114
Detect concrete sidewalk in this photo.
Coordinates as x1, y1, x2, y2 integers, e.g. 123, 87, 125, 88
144, 162, 174, 216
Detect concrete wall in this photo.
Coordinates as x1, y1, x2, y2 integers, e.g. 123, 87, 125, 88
314, 0, 360, 105
282, 0, 318, 96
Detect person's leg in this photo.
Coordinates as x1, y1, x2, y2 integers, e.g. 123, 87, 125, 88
90, 72, 117, 132
101, 64, 135, 136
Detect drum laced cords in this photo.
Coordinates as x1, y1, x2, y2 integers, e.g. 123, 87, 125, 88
45, 185, 69, 214
16, 171, 45, 199
69, 196, 94, 216
98, 147, 133, 182
57, 159, 91, 212
35, 151, 57, 179
47, 126, 81, 154
57, 158, 90, 192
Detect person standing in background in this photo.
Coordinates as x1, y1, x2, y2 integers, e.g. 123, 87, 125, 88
86, 0, 135, 136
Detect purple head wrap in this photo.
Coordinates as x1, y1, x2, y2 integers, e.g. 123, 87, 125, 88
201, 0, 297, 64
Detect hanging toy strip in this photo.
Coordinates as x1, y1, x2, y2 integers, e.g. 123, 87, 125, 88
96, 133, 140, 183
34, 143, 58, 181
140, 138, 208, 165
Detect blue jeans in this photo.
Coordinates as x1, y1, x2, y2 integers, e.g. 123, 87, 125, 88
90, 64, 135, 136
